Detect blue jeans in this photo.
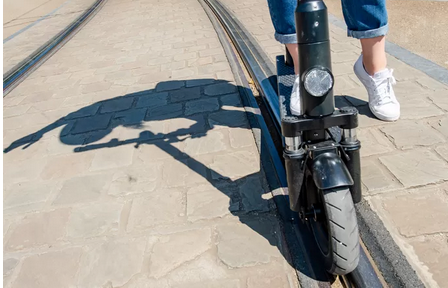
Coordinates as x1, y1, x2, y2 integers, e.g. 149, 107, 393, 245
267, 0, 389, 44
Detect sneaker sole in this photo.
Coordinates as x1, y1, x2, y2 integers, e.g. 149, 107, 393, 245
369, 105, 400, 122
290, 106, 302, 116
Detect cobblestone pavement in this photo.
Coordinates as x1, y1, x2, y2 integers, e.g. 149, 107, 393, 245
3, 0, 448, 287
3, 0, 96, 72
220, 0, 448, 286
2, 0, 299, 287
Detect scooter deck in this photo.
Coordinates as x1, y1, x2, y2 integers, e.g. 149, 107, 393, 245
276, 55, 296, 121
276, 54, 342, 141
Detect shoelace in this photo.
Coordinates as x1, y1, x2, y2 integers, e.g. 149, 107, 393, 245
374, 69, 396, 105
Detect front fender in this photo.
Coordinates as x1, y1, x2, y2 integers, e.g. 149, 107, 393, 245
312, 152, 353, 190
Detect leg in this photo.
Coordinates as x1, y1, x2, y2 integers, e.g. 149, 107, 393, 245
341, 0, 400, 121
341, 0, 389, 74
286, 43, 299, 74
266, 0, 298, 73
266, 0, 302, 115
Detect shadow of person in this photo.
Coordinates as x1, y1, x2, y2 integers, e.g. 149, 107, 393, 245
4, 79, 330, 282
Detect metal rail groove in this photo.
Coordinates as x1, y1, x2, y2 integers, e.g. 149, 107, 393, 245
200, 0, 386, 287
3, 0, 107, 96
202, 0, 282, 133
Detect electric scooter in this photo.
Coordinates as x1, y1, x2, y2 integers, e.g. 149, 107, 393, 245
276, 0, 362, 275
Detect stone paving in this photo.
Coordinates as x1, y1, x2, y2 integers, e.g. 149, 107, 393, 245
3, 0, 448, 287
3, 0, 96, 72
2, 0, 300, 287
219, 0, 448, 286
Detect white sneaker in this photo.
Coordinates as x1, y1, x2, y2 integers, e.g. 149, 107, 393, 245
353, 55, 400, 121
290, 75, 302, 116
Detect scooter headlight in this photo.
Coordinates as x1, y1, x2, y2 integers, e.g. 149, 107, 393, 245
303, 67, 334, 97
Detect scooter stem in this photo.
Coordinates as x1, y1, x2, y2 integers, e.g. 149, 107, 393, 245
295, 0, 335, 117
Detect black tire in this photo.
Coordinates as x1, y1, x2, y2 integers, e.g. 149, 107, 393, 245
309, 187, 360, 275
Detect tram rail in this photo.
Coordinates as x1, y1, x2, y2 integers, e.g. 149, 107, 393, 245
2, 0, 107, 96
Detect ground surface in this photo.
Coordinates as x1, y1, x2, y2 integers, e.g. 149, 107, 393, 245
3, 0, 448, 287
4, 0, 69, 37
3, 0, 95, 72
3, 0, 298, 287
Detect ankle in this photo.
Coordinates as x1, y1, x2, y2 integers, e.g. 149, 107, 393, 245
362, 59, 387, 76
360, 36, 387, 75
285, 43, 299, 75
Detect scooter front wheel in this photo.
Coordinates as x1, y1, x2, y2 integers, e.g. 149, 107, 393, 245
308, 186, 360, 275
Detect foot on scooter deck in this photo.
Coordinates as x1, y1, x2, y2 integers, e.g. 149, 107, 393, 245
275, 55, 342, 142
276, 55, 295, 121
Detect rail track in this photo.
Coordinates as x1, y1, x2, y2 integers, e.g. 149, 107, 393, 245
3, 0, 424, 286
2, 0, 107, 96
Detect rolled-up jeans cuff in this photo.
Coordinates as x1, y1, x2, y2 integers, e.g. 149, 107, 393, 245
274, 32, 297, 44
347, 24, 389, 39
